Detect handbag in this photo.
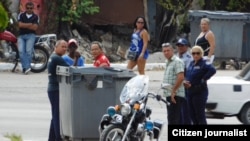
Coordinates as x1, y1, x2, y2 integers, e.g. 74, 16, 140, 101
127, 50, 137, 61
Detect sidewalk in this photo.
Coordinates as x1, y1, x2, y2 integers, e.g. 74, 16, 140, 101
0, 137, 11, 141
0, 62, 166, 72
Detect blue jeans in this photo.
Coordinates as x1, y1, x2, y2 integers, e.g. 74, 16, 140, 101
166, 96, 186, 125
48, 90, 62, 141
18, 33, 35, 70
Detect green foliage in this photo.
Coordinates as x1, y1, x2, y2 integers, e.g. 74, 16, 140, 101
156, 0, 193, 14
156, 0, 174, 10
198, 0, 250, 12
196, 0, 205, 7
156, 0, 193, 33
59, 0, 99, 24
0, 2, 9, 32
226, 0, 250, 12
4, 133, 23, 141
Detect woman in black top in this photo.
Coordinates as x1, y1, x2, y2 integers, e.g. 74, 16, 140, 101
195, 18, 216, 64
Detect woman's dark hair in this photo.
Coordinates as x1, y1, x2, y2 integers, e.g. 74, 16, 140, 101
133, 16, 148, 31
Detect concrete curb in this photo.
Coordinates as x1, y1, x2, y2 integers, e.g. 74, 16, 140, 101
0, 63, 166, 72
0, 137, 11, 141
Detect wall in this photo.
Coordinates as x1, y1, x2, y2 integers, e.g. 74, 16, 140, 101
83, 0, 144, 25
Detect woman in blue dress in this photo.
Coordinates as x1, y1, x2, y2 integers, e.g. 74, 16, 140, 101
127, 16, 150, 75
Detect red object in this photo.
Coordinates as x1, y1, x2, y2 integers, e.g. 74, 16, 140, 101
0, 31, 17, 43
93, 53, 110, 67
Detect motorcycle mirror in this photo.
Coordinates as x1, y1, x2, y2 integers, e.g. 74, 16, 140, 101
161, 83, 172, 91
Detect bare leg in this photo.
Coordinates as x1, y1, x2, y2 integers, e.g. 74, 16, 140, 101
127, 60, 137, 70
137, 58, 146, 75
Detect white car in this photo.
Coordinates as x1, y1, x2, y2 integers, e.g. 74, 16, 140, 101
206, 63, 250, 125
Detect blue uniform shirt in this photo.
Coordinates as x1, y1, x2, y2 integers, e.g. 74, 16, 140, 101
177, 51, 193, 70
185, 58, 216, 86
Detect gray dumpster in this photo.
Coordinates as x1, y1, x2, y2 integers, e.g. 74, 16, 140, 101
188, 10, 250, 63
56, 66, 136, 141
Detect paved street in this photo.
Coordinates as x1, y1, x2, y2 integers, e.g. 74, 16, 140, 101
0, 69, 241, 141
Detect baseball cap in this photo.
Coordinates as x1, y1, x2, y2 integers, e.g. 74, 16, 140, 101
176, 38, 188, 46
68, 39, 78, 48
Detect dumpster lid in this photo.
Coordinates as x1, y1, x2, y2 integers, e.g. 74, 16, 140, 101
56, 66, 137, 78
188, 10, 250, 21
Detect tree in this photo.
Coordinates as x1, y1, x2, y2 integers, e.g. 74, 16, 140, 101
201, 0, 250, 12
55, 0, 100, 40
0, 2, 9, 32
155, 0, 193, 47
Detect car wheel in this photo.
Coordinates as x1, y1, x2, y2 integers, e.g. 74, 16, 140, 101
239, 103, 250, 125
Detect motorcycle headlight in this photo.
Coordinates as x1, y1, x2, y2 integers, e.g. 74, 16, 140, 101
120, 103, 131, 116
145, 120, 154, 131
107, 106, 116, 117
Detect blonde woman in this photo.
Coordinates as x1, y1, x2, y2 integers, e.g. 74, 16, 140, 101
195, 18, 216, 64
184, 45, 216, 125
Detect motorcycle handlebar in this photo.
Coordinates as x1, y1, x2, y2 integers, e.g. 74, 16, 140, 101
148, 93, 167, 104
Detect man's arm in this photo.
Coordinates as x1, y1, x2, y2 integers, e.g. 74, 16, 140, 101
172, 72, 184, 94
171, 72, 184, 104
18, 22, 32, 28
73, 51, 80, 66
18, 22, 38, 31
29, 23, 38, 31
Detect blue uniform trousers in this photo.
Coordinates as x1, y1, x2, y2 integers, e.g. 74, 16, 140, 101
187, 88, 208, 125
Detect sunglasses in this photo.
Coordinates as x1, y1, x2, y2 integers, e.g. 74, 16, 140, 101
161, 42, 171, 47
137, 21, 144, 24
192, 52, 201, 55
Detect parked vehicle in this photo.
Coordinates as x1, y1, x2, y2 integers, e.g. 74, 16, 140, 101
98, 75, 167, 141
206, 62, 250, 124
0, 27, 56, 73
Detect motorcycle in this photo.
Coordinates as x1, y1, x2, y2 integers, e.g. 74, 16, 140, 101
98, 75, 167, 141
0, 19, 56, 73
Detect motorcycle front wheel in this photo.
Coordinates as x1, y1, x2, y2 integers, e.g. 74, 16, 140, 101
30, 45, 49, 73
99, 124, 129, 141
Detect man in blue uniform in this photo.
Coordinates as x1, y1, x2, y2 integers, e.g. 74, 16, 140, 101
176, 38, 193, 124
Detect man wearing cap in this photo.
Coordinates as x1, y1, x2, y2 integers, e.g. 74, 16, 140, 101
62, 39, 84, 66
176, 38, 192, 71
176, 38, 193, 125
